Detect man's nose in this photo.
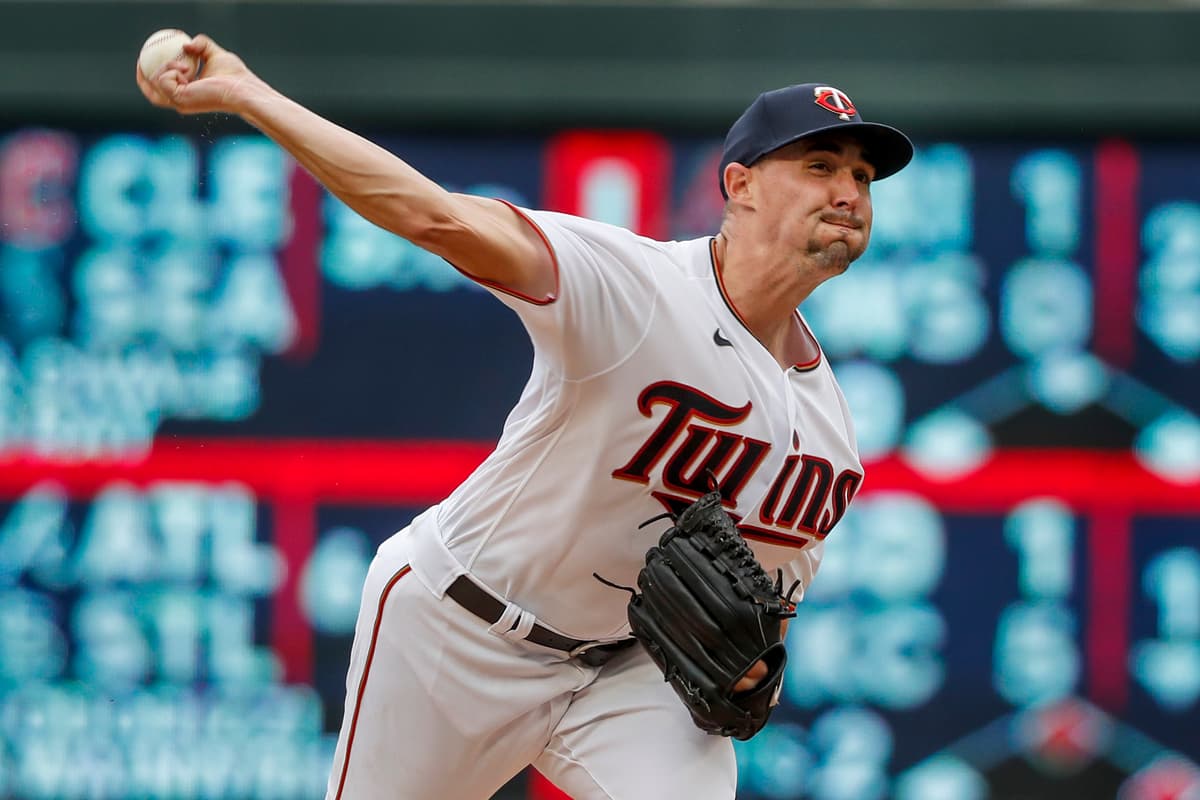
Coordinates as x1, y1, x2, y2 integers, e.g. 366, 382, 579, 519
830, 170, 861, 208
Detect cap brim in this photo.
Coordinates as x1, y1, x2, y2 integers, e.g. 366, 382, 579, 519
837, 122, 914, 180
749, 120, 914, 181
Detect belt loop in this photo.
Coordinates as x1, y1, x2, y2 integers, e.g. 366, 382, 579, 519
488, 602, 537, 642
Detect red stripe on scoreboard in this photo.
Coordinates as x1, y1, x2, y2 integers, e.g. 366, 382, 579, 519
527, 769, 571, 800
281, 161, 323, 361
1087, 508, 1132, 712
2, 440, 1197, 738
1092, 139, 1140, 368
272, 495, 316, 685
1, 442, 1197, 510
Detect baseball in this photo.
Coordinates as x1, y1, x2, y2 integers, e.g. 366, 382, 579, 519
138, 28, 197, 79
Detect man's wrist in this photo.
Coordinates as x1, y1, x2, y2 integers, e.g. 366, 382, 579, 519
234, 77, 281, 124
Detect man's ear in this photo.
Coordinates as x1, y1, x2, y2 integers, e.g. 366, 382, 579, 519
723, 162, 753, 205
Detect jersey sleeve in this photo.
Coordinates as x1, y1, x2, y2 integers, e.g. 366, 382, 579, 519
480, 205, 660, 382
780, 541, 825, 606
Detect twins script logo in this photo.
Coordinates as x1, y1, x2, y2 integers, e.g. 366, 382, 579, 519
611, 382, 862, 549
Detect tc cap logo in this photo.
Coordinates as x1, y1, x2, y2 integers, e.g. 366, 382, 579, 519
813, 86, 856, 121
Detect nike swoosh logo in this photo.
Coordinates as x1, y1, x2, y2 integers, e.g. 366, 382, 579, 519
713, 328, 733, 348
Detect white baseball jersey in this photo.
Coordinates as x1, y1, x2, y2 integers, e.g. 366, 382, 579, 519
406, 206, 864, 642
329, 205, 869, 800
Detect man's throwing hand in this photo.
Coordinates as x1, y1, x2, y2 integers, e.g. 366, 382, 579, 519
135, 34, 259, 116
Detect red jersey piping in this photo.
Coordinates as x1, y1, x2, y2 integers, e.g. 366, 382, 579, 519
334, 565, 413, 800
444, 198, 561, 305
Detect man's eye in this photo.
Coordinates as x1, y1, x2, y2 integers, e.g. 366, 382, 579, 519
855, 172, 873, 185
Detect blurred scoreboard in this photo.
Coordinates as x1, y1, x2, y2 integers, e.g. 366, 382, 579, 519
0, 125, 1197, 800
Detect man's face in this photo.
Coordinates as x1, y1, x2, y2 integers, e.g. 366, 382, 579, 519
748, 134, 876, 275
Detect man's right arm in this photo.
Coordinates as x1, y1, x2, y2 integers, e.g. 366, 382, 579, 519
137, 34, 555, 301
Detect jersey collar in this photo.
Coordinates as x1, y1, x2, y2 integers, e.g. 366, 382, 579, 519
708, 237, 822, 372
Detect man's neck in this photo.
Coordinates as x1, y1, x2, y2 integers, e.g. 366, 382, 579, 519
712, 233, 822, 368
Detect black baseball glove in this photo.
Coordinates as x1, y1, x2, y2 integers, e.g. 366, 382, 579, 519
619, 491, 799, 741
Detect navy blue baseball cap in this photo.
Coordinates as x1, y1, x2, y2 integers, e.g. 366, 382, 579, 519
719, 83, 914, 197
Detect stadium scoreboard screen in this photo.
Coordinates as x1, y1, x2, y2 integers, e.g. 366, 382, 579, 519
0, 126, 1197, 800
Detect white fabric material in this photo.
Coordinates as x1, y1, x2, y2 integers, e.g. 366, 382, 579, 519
326, 528, 735, 800
406, 505, 465, 597
329, 209, 866, 799
431, 210, 860, 640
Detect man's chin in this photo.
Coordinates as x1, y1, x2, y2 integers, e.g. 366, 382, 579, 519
812, 241, 858, 274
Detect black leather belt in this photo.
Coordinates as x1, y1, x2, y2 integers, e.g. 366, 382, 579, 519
445, 574, 635, 666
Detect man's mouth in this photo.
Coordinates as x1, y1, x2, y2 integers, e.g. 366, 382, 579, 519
821, 217, 861, 231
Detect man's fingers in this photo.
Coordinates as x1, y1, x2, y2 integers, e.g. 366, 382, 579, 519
184, 34, 222, 60
158, 69, 187, 103
163, 57, 199, 82
734, 659, 769, 692
134, 62, 174, 108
